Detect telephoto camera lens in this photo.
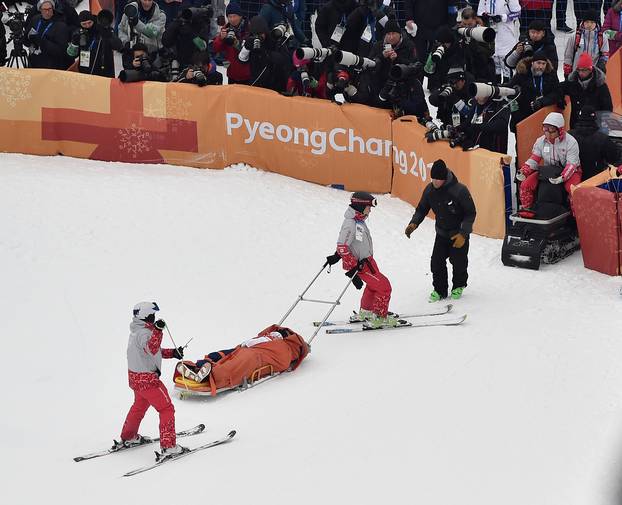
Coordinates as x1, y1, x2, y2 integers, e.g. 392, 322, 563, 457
271, 23, 287, 39
431, 45, 445, 63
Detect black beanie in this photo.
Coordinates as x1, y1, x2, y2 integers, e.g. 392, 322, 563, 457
583, 9, 599, 23
79, 10, 96, 23
384, 19, 401, 35
249, 15, 269, 35
528, 20, 546, 32
431, 160, 448, 180
350, 191, 376, 213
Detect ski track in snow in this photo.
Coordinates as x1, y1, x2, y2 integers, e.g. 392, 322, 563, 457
1, 152, 621, 505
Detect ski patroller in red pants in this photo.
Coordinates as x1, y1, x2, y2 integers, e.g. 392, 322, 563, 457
519, 171, 582, 212
121, 377, 176, 448
358, 256, 392, 317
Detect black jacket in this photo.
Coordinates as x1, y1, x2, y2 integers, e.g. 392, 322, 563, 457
409, 170, 477, 238
404, 0, 452, 42
369, 34, 417, 87
70, 24, 122, 77
25, 13, 71, 70
462, 97, 510, 154
569, 121, 621, 181
504, 31, 558, 71
507, 57, 561, 132
562, 67, 613, 128
428, 78, 472, 126
341, 4, 396, 58
247, 38, 292, 91
314, 0, 358, 49
162, 18, 212, 69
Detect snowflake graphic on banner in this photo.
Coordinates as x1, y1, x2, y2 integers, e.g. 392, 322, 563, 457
51, 71, 94, 93
167, 90, 191, 119
0, 69, 32, 107
118, 123, 152, 158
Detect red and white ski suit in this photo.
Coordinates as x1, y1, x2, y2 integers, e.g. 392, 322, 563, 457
519, 129, 581, 211
121, 320, 177, 448
337, 207, 392, 317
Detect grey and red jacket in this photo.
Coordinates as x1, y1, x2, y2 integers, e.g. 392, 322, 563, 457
126, 318, 175, 391
337, 206, 373, 270
521, 130, 581, 181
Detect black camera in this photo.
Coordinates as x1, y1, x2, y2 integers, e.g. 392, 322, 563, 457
431, 45, 445, 63
522, 40, 534, 57
124, 2, 139, 21
224, 28, 237, 46
439, 84, 453, 98
181, 6, 213, 21
271, 23, 287, 39
389, 62, 423, 81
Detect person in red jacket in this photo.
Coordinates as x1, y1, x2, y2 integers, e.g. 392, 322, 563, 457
117, 301, 186, 459
212, 2, 251, 84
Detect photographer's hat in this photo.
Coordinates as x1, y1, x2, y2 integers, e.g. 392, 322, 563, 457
531, 51, 548, 63
226, 2, 243, 17
436, 25, 455, 44
384, 19, 401, 35
249, 15, 269, 35
447, 66, 466, 81
528, 19, 546, 32
583, 9, 600, 23
79, 10, 96, 23
431, 160, 448, 181
577, 52, 594, 69
37, 0, 56, 10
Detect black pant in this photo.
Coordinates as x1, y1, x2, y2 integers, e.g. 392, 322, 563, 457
431, 234, 469, 297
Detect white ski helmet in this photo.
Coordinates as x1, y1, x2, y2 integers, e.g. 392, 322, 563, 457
542, 112, 565, 130
133, 301, 160, 320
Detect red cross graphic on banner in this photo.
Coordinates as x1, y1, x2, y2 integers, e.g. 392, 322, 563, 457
42, 79, 198, 163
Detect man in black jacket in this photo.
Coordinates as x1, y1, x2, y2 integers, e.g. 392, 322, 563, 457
504, 19, 558, 72
162, 7, 212, 69
341, 0, 396, 58
25, 0, 71, 69
404, 159, 477, 302
428, 67, 472, 126
569, 105, 621, 181
507, 52, 561, 132
404, 0, 457, 63
314, 0, 358, 49
66, 10, 122, 77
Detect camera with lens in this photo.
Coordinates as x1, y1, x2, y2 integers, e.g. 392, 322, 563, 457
181, 6, 214, 22
4, 7, 30, 43
334, 50, 376, 69
295, 47, 332, 63
271, 23, 288, 40
431, 44, 445, 63
468, 82, 518, 100
389, 62, 423, 82
224, 28, 237, 46
439, 84, 454, 98
124, 2, 139, 22
522, 40, 534, 57
457, 26, 496, 43
136, 53, 152, 72
448, 128, 467, 148
424, 121, 451, 142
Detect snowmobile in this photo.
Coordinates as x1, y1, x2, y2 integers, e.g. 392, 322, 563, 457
502, 165, 580, 270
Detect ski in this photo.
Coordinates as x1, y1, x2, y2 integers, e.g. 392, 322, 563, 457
73, 424, 206, 462
325, 314, 467, 334
122, 430, 237, 477
313, 304, 453, 327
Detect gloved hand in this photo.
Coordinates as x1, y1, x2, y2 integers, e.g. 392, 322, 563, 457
345, 262, 364, 278
324, 252, 341, 267
173, 346, 184, 360
509, 100, 519, 112
490, 14, 503, 23
351, 274, 364, 290
405, 222, 417, 238
28, 28, 40, 45
451, 233, 466, 248
71, 31, 81, 46
531, 98, 543, 111
192, 36, 207, 51
142, 23, 158, 39
549, 176, 564, 184
604, 29, 617, 40
155, 319, 166, 330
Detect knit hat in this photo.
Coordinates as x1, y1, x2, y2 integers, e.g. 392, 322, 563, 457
542, 112, 565, 129
447, 66, 466, 81
431, 160, 448, 180
79, 10, 96, 23
576, 52, 594, 70
37, 0, 55, 10
435, 25, 455, 44
583, 9, 600, 23
531, 51, 548, 63
528, 19, 546, 32
384, 19, 401, 35
226, 1, 243, 17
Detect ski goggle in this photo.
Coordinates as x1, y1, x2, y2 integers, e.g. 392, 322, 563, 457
351, 197, 377, 207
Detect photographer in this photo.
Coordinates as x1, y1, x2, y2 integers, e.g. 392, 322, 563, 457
66, 10, 122, 77
119, 42, 169, 81
24, 0, 71, 69
238, 15, 292, 91
428, 67, 472, 126
211, 2, 250, 84
457, 7, 495, 82
175, 49, 222, 85
507, 52, 561, 132
404, 0, 457, 63
504, 19, 558, 72
424, 25, 465, 91
118, 0, 166, 57
161, 3, 212, 68
341, 0, 396, 58
258, 0, 306, 47
314, 0, 358, 49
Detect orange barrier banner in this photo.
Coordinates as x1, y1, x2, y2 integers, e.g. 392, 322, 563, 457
606, 48, 622, 115
390, 117, 506, 239
0, 68, 393, 193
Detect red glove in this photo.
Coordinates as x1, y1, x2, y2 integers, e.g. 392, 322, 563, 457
563, 63, 572, 77
336, 244, 358, 271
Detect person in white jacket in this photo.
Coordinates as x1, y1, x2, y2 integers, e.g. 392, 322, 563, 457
477, 0, 521, 81
118, 0, 166, 56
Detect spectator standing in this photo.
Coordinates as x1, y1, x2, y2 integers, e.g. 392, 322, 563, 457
477, 0, 521, 81
25, 0, 71, 70
118, 0, 167, 56
564, 8, 609, 76
315, 0, 358, 49
603, 0, 622, 57
211, 1, 251, 84
505, 19, 558, 71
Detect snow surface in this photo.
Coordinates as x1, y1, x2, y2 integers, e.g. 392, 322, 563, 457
1, 152, 621, 504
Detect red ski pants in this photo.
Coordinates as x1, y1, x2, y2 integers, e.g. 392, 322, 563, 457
358, 257, 392, 317
519, 171, 582, 212
121, 381, 176, 448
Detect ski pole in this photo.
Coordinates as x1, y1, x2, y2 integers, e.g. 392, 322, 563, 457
307, 275, 354, 345
277, 263, 328, 326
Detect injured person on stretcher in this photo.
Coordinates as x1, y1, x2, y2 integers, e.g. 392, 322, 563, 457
173, 325, 309, 396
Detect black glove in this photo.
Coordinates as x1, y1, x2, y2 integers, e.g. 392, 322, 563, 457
27, 28, 41, 45
154, 319, 166, 330
351, 274, 364, 290
71, 31, 81, 46
324, 252, 341, 267
531, 98, 543, 111
345, 259, 365, 278
173, 346, 184, 360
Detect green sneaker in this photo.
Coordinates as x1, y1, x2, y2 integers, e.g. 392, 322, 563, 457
350, 308, 374, 323
451, 287, 465, 300
428, 290, 446, 303
365, 314, 399, 329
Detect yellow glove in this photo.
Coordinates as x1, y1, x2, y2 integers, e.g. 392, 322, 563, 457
451, 233, 466, 248
405, 223, 417, 238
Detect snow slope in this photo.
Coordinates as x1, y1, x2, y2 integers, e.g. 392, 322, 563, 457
2, 152, 621, 505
